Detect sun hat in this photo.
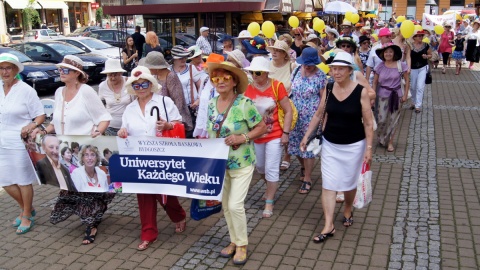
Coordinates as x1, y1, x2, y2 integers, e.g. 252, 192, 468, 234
207, 61, 249, 94
327, 51, 354, 67
463, 19, 470, 23
375, 42, 402, 61
244, 56, 270, 73
296, 47, 320, 66
226, 49, 247, 68
362, 25, 372, 32
141, 51, 169, 70
125, 66, 161, 95
241, 36, 269, 55
335, 36, 357, 50
306, 34, 321, 43
473, 19, 480, 26
219, 34, 234, 43
100, 58, 126, 74
341, 20, 352, 27
305, 42, 318, 49
235, 30, 252, 39
325, 27, 340, 38
377, 20, 385, 27
267, 40, 290, 55
443, 21, 452, 27
359, 35, 371, 44
187, 45, 202, 60
0, 53, 24, 72
355, 23, 364, 28
56, 55, 87, 80
171, 45, 191, 59
202, 53, 225, 68
413, 29, 427, 36
200, 26, 209, 33
378, 28, 392, 37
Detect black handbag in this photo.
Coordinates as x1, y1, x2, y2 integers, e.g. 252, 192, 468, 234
425, 66, 432, 84
305, 82, 333, 154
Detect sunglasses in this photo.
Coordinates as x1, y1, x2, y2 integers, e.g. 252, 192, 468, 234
131, 81, 150, 90
341, 44, 352, 48
0, 66, 14, 72
249, 71, 265, 76
58, 68, 72, 74
413, 35, 423, 38
211, 75, 232, 84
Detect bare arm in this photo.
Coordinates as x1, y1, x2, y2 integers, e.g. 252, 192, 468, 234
299, 87, 327, 151
356, 71, 376, 101
360, 88, 373, 164
279, 97, 293, 145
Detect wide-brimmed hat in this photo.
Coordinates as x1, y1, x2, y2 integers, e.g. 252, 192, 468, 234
325, 27, 340, 38
235, 30, 252, 39
473, 19, 480, 26
242, 36, 269, 55
219, 34, 234, 43
267, 40, 289, 55
56, 55, 87, 81
328, 51, 354, 67
341, 20, 352, 27
375, 42, 402, 61
378, 28, 392, 37
355, 23, 364, 28
187, 45, 202, 59
335, 37, 357, 51
171, 45, 191, 59
413, 29, 427, 36
296, 47, 320, 66
305, 42, 318, 49
359, 35, 371, 44
244, 56, 270, 73
443, 21, 453, 27
200, 26, 209, 33
101, 58, 126, 74
202, 53, 225, 68
142, 51, 168, 69
125, 66, 161, 95
226, 49, 247, 68
306, 34, 321, 43
207, 61, 249, 93
362, 25, 372, 32
377, 21, 386, 27
0, 53, 24, 73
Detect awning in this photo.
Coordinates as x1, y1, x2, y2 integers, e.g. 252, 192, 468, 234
37, 0, 69, 9
5, 0, 42, 9
264, 0, 292, 13
241, 13, 263, 24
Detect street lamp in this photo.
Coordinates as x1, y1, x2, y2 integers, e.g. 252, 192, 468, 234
425, 0, 437, 15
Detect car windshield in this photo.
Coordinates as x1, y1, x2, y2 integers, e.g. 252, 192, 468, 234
72, 27, 88, 34
81, 39, 113, 49
45, 43, 85, 55
2, 49, 32, 62
47, 29, 58, 36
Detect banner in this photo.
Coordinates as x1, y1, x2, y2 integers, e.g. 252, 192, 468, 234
26, 135, 229, 200
422, 13, 456, 31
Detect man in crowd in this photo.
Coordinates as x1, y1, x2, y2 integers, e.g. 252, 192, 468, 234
196, 26, 212, 56
131, 25, 146, 59
340, 20, 360, 44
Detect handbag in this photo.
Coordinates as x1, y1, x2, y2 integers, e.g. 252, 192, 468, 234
425, 66, 432, 85
149, 98, 186, 139
353, 163, 373, 209
271, 80, 298, 130
305, 82, 332, 155
190, 198, 222, 221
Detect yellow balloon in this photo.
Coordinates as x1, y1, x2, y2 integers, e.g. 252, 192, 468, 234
313, 19, 326, 32
247, 22, 260, 37
350, 14, 360, 24
456, 14, 462, 21
313, 17, 320, 24
414, 25, 423, 32
345, 11, 353, 22
434, 24, 444, 35
371, 33, 378, 41
261, 21, 275, 38
396, 16, 406, 23
321, 33, 326, 38
317, 63, 330, 74
288, 16, 299, 28
400, 20, 415, 39
422, 37, 430, 43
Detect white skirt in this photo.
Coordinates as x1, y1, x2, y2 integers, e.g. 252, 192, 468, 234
321, 138, 365, 191
0, 148, 37, 186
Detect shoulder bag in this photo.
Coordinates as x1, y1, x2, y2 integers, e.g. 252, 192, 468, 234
305, 82, 332, 155
272, 80, 298, 130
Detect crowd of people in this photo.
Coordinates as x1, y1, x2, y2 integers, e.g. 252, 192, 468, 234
1, 15, 479, 265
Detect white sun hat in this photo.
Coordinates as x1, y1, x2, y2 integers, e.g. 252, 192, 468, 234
0, 53, 24, 72
100, 58, 126, 74
244, 56, 271, 72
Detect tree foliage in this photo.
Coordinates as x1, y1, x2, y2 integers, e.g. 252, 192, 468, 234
22, 0, 41, 29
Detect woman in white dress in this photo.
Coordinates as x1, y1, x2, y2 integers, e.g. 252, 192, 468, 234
71, 145, 109, 192
0, 53, 45, 234
31, 55, 113, 245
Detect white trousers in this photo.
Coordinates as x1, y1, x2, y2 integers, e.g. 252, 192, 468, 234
410, 66, 427, 109
254, 138, 282, 182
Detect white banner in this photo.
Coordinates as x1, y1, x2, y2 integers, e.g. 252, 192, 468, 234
422, 13, 457, 31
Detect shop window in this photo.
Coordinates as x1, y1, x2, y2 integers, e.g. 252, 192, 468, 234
450, 0, 465, 6
407, 0, 416, 6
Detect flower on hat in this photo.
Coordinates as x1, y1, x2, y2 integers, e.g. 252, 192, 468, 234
134, 70, 142, 77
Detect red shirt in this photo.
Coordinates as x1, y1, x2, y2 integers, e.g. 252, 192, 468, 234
245, 80, 288, 144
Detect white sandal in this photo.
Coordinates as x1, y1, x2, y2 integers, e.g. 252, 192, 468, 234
280, 161, 290, 171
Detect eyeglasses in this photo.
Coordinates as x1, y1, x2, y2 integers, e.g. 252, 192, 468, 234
0, 66, 14, 72
341, 44, 352, 48
249, 71, 265, 76
211, 75, 232, 84
131, 81, 150, 90
107, 73, 122, 77
58, 68, 72, 75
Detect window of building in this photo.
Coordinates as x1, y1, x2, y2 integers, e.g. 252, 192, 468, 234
450, 0, 465, 6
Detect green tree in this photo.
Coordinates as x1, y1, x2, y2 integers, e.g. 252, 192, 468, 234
96, 7, 110, 27
22, 0, 41, 30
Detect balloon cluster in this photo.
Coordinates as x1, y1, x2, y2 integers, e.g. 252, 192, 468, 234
345, 11, 360, 24
246, 21, 276, 38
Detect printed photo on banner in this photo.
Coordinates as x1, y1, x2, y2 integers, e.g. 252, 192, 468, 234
25, 135, 121, 193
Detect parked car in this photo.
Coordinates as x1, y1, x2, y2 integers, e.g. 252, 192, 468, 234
24, 29, 62, 42
10, 41, 107, 82
0, 47, 63, 92
57, 37, 122, 59
67, 26, 103, 37
88, 29, 129, 48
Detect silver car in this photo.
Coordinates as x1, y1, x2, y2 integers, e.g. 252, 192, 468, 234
24, 29, 61, 42
57, 37, 122, 59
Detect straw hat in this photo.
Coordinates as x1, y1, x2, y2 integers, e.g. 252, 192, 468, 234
125, 66, 161, 95
226, 49, 247, 68
244, 56, 270, 73
341, 20, 353, 27
327, 51, 354, 67
306, 34, 321, 43
207, 61, 249, 93
267, 40, 289, 55
56, 55, 87, 81
0, 53, 24, 72
375, 42, 402, 61
187, 45, 202, 60
142, 51, 169, 69
325, 27, 340, 38
235, 30, 252, 39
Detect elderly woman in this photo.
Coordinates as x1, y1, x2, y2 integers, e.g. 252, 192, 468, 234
98, 59, 131, 136
466, 19, 480, 69
206, 61, 266, 264
288, 47, 327, 194
300, 52, 373, 243
438, 22, 454, 74
118, 66, 187, 251
142, 51, 193, 134
0, 53, 45, 234
244, 57, 292, 218
171, 45, 202, 137
410, 29, 432, 113
373, 43, 409, 152
71, 145, 109, 192
60, 147, 78, 173
279, 33, 297, 61
325, 27, 340, 51
290, 27, 305, 57
31, 55, 113, 245
242, 36, 270, 58
143, 31, 164, 57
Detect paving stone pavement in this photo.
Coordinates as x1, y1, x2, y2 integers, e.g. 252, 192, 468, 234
0, 65, 479, 269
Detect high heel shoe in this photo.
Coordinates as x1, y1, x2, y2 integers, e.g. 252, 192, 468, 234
313, 227, 335, 243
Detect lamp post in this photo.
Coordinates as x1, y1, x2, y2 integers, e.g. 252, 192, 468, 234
425, 0, 437, 15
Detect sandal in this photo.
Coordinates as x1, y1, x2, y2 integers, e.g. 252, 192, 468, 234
313, 227, 335, 243
219, 243, 236, 258
280, 161, 290, 171
175, 219, 186, 233
82, 227, 97, 245
298, 181, 312, 194
262, 200, 274, 218
343, 213, 354, 227
16, 216, 34, 235
233, 246, 248, 265
387, 144, 395, 152
137, 239, 156, 251
12, 209, 36, 227
335, 194, 345, 203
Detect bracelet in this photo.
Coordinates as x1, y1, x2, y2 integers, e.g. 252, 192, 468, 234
32, 120, 38, 127
283, 131, 290, 135
242, 133, 250, 143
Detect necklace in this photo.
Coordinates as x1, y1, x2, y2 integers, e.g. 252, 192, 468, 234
86, 169, 97, 185
254, 79, 270, 90
109, 80, 124, 103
